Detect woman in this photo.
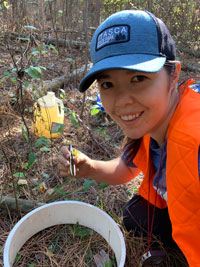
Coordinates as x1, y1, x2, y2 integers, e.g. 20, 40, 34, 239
58, 10, 200, 266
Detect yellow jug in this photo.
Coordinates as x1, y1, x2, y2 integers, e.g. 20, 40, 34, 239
32, 92, 64, 139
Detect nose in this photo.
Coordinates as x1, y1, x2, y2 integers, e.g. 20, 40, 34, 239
114, 90, 134, 108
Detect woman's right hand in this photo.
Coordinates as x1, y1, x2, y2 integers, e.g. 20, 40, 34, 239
57, 146, 94, 178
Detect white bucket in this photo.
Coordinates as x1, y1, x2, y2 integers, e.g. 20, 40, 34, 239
4, 201, 126, 267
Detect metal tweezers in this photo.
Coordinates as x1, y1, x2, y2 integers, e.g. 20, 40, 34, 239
69, 145, 76, 177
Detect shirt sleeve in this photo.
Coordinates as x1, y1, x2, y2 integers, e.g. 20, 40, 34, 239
121, 149, 137, 167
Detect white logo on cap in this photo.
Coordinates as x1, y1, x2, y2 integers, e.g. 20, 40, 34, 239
96, 25, 130, 50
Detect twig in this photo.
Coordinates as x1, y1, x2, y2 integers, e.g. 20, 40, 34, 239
6, 41, 32, 147
0, 145, 21, 217
76, 114, 112, 159
80, 0, 89, 119
47, 1, 60, 53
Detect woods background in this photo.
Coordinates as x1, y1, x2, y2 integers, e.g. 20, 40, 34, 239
1, 0, 199, 58
0, 1, 199, 266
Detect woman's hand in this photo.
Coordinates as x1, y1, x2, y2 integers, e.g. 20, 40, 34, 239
58, 146, 93, 178
58, 146, 139, 184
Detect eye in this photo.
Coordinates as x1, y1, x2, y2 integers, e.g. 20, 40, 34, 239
98, 81, 113, 89
131, 75, 147, 82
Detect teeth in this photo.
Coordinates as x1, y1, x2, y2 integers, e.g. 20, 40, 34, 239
121, 112, 141, 121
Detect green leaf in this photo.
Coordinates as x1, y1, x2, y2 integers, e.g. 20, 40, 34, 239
40, 147, 51, 152
24, 25, 38, 30
34, 66, 42, 74
11, 77, 17, 83
99, 183, 109, 190
43, 173, 50, 179
4, 70, 10, 76
105, 135, 111, 141
100, 129, 106, 137
91, 108, 100, 115
42, 50, 48, 55
65, 57, 75, 63
31, 50, 40, 56
73, 223, 93, 238
24, 152, 36, 169
3, 1, 8, 8
17, 37, 30, 41
83, 180, 94, 190
104, 261, 113, 267
89, 26, 96, 30
39, 65, 46, 70
24, 81, 29, 87
69, 116, 79, 128
28, 264, 35, 267
94, 128, 100, 134
34, 136, 50, 147
20, 124, 29, 143
25, 66, 40, 80
49, 44, 58, 55
59, 89, 66, 100
59, 88, 65, 95
15, 253, 21, 262
53, 187, 68, 196
0, 154, 3, 161
13, 172, 25, 178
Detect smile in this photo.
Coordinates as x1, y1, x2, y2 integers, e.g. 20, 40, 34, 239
120, 112, 143, 121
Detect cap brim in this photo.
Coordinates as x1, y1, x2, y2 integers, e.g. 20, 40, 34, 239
78, 54, 166, 92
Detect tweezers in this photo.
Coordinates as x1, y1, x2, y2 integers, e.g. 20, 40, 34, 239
69, 145, 76, 177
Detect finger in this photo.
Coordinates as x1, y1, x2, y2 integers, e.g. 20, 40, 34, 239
60, 146, 70, 159
58, 155, 69, 167
57, 163, 69, 171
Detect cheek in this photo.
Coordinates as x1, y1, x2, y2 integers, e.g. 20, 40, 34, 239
99, 93, 112, 111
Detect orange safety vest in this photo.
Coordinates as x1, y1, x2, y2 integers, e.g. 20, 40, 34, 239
133, 80, 200, 266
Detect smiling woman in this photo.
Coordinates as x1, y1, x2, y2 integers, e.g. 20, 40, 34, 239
58, 10, 200, 266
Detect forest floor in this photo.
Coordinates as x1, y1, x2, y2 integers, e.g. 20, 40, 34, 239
0, 32, 199, 266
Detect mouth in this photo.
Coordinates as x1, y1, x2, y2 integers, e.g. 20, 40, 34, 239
120, 111, 143, 121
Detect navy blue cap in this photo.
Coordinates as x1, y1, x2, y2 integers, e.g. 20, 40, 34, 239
79, 10, 176, 92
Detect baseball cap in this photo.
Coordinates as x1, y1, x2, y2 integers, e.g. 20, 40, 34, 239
78, 10, 176, 92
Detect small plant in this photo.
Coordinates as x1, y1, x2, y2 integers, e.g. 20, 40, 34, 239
73, 222, 93, 239
68, 110, 80, 128
25, 65, 46, 80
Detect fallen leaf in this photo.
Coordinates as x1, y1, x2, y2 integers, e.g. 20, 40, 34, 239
17, 179, 28, 186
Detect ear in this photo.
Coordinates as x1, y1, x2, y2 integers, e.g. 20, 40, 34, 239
169, 62, 181, 90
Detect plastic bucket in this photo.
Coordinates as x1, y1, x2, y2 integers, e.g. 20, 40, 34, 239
4, 201, 126, 267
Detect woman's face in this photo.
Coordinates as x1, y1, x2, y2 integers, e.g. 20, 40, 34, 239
97, 67, 179, 145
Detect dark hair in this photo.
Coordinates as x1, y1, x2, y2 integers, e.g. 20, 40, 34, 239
122, 61, 177, 166
164, 61, 177, 76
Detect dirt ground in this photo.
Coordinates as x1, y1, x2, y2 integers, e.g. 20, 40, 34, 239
0, 34, 199, 266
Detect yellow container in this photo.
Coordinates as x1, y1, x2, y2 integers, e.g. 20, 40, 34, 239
32, 92, 64, 139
